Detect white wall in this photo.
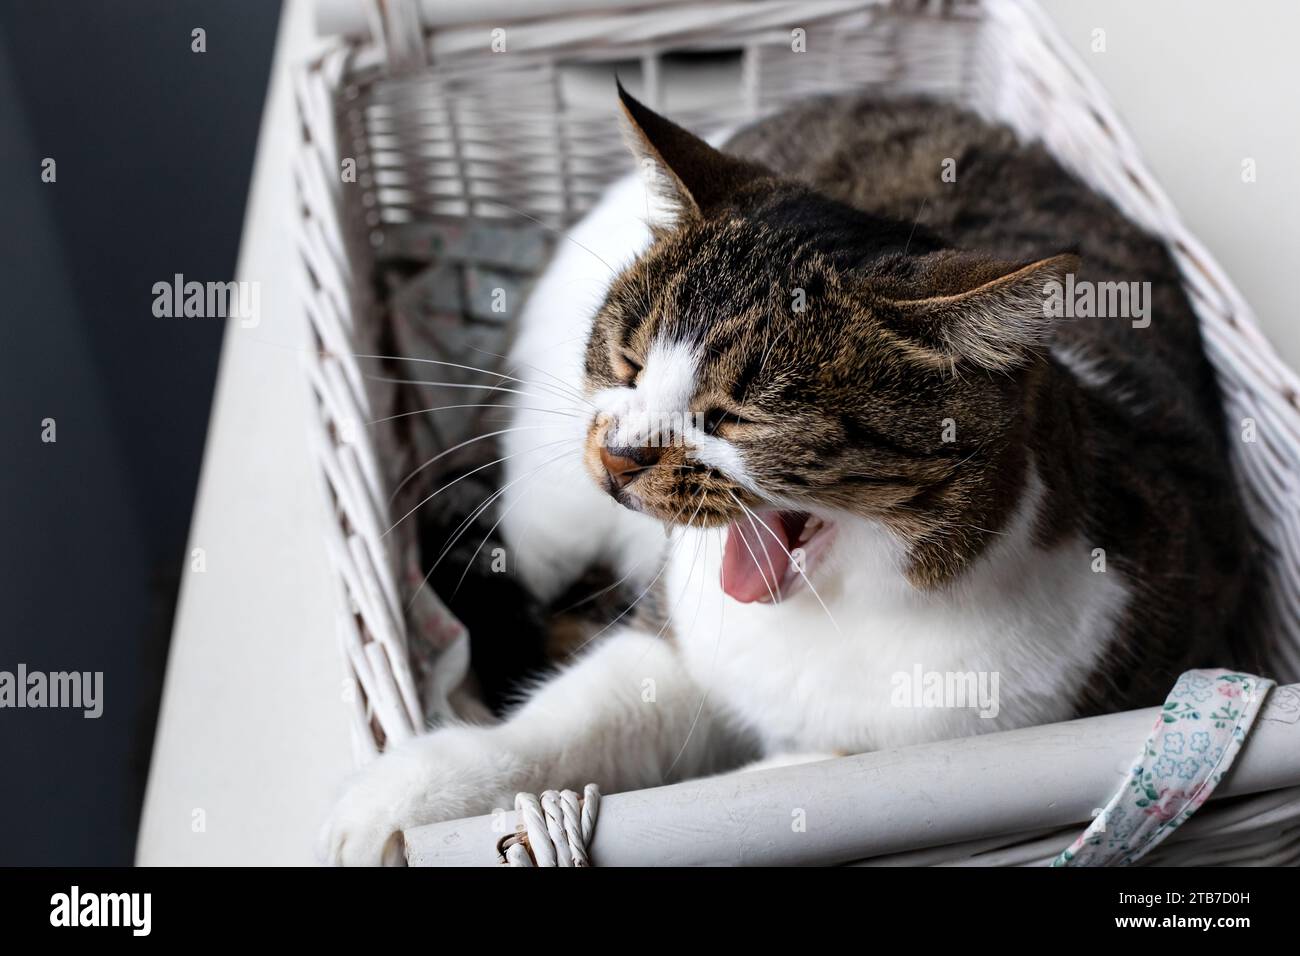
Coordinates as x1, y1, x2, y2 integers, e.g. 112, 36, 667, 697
1042, 0, 1300, 371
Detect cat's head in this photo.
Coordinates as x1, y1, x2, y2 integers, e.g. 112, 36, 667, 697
581, 86, 1076, 601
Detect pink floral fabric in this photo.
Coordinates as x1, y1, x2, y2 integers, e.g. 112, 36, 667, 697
1054, 669, 1275, 866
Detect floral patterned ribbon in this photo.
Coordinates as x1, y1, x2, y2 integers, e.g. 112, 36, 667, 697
1053, 669, 1275, 867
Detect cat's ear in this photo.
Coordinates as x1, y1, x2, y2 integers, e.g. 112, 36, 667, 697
882, 253, 1080, 371
617, 81, 767, 222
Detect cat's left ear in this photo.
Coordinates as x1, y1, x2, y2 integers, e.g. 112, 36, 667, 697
617, 81, 767, 222
882, 253, 1081, 371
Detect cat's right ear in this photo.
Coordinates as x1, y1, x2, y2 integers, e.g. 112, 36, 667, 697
617, 81, 767, 223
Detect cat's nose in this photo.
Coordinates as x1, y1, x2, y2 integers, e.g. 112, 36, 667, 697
600, 444, 662, 489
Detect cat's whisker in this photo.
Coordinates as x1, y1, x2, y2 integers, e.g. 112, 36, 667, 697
540, 482, 703, 618
385, 435, 579, 537
757, 318, 793, 379
427, 470, 524, 571
730, 501, 782, 607
550, 532, 672, 616
551, 568, 634, 616
473, 196, 618, 277
346, 349, 594, 412
459, 343, 597, 410
569, 494, 707, 654
363, 375, 580, 411
408, 489, 511, 612
641, 514, 701, 648
405, 447, 574, 612
630, 517, 706, 659
448, 449, 574, 600
960, 522, 1007, 537
357, 352, 574, 394
389, 424, 575, 504
663, 508, 717, 782
432, 451, 587, 579
367, 403, 583, 426
624, 522, 713, 715
728, 491, 842, 636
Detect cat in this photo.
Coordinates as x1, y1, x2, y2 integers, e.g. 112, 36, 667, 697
319, 85, 1252, 865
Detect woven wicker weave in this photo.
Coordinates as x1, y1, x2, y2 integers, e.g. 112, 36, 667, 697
295, 0, 1300, 863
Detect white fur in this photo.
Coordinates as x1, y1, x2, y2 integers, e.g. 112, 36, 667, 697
594, 338, 761, 491
495, 173, 667, 604
596, 339, 699, 421
1054, 342, 1147, 412
594, 338, 699, 451
321, 161, 1132, 865
666, 467, 1127, 755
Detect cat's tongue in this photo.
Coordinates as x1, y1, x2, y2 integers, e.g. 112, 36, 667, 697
721, 510, 790, 603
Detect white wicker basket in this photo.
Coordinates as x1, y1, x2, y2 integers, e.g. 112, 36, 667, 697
295, 0, 1300, 864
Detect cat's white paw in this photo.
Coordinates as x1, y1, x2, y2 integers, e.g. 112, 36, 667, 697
317, 726, 529, 866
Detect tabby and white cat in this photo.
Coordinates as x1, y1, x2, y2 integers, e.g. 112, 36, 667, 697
320, 87, 1251, 865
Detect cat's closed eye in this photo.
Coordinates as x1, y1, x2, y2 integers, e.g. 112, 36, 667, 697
613, 350, 642, 385
702, 407, 749, 434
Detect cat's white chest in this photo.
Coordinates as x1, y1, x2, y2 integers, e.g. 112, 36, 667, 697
664, 472, 1129, 755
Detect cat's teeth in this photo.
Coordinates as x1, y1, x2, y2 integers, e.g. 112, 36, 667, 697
797, 515, 825, 546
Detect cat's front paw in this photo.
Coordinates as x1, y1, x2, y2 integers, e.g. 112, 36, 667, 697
317, 726, 529, 866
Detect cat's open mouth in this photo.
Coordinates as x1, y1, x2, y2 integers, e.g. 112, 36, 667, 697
721, 509, 834, 604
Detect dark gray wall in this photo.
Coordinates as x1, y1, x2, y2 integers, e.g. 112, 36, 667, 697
0, 1, 281, 865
